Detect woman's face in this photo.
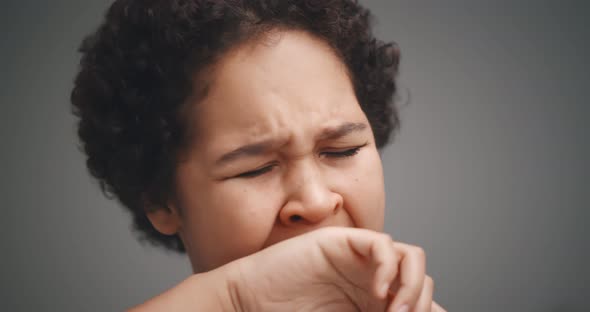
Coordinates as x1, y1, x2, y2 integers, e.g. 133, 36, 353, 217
149, 30, 386, 273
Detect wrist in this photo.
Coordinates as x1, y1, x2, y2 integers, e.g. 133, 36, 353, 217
187, 265, 242, 312
215, 258, 253, 312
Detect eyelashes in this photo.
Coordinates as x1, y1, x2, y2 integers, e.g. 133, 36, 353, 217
235, 164, 276, 178
233, 143, 367, 179
319, 144, 365, 158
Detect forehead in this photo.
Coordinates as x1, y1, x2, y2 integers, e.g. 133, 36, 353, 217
189, 30, 366, 152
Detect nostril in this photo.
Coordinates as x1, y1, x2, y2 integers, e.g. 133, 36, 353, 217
289, 215, 302, 222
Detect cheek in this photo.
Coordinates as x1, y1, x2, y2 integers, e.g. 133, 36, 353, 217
333, 149, 385, 231
180, 181, 283, 271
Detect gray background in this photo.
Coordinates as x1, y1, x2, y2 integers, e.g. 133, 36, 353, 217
1, 0, 588, 311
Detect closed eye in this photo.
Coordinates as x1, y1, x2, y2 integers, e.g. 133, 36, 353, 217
234, 164, 276, 179
321, 142, 367, 158
232, 143, 367, 179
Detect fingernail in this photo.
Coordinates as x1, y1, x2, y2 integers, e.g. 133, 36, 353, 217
396, 304, 409, 312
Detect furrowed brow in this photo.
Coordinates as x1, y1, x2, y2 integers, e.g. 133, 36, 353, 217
215, 139, 276, 166
215, 122, 367, 166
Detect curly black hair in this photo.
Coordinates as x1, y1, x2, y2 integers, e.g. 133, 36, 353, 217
71, 0, 400, 253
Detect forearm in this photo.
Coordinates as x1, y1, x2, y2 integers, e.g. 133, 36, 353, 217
127, 267, 238, 312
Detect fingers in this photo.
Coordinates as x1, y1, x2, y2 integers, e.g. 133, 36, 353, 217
347, 230, 444, 312
372, 235, 400, 299
344, 229, 399, 299
413, 275, 434, 312
387, 242, 427, 312
319, 228, 443, 311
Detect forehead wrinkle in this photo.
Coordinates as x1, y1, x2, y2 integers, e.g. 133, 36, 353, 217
213, 121, 291, 164
216, 137, 281, 166
193, 31, 365, 167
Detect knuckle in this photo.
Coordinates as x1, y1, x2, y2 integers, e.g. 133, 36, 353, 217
425, 275, 434, 288
413, 246, 426, 258
379, 232, 392, 243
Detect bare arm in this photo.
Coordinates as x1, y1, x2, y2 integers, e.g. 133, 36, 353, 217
127, 266, 237, 312
126, 228, 446, 312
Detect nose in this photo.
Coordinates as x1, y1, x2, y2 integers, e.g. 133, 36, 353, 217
278, 161, 343, 226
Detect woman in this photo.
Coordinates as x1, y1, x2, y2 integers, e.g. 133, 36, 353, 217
71, 0, 445, 311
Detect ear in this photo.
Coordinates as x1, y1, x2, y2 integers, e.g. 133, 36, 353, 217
145, 203, 182, 236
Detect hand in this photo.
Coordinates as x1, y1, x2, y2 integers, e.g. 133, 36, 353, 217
225, 227, 446, 312
387, 242, 447, 312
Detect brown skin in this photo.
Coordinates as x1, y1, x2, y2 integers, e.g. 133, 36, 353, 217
142, 30, 445, 312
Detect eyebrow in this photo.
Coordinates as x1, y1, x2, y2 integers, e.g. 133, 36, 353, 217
215, 122, 368, 166
216, 138, 277, 166
316, 122, 367, 141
